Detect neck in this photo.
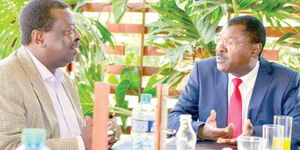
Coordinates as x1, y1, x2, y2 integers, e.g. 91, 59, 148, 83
24, 45, 56, 74
232, 59, 258, 77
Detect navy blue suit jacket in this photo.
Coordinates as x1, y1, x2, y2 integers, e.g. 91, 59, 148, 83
168, 57, 300, 149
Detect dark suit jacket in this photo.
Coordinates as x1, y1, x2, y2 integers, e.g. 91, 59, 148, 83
168, 57, 300, 149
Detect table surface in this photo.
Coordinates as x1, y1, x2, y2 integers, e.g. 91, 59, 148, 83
112, 135, 237, 150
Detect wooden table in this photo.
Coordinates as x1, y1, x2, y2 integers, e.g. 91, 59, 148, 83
166, 140, 237, 150
112, 136, 237, 150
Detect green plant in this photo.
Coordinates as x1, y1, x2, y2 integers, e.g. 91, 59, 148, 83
73, 10, 134, 120
0, 0, 27, 59
107, 52, 180, 132
275, 30, 300, 72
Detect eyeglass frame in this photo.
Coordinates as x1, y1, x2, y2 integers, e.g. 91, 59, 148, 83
214, 36, 256, 49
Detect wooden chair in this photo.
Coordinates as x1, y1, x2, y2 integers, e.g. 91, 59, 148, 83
155, 84, 169, 150
92, 82, 111, 150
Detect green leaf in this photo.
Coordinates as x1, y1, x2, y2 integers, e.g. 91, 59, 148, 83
112, 0, 128, 23
143, 73, 166, 96
107, 74, 119, 85
92, 20, 115, 49
124, 52, 139, 66
120, 66, 141, 91
276, 32, 299, 44
115, 80, 130, 107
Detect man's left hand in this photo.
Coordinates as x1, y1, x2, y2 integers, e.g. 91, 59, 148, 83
216, 119, 254, 145
107, 118, 118, 149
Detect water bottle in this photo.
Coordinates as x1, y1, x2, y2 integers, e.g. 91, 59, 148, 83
131, 94, 156, 150
176, 114, 197, 150
16, 128, 50, 150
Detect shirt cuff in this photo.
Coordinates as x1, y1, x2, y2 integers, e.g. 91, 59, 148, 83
76, 136, 85, 150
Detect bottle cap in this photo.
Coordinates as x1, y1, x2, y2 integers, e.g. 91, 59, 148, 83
22, 128, 46, 145
222, 148, 233, 150
180, 114, 192, 122
141, 93, 152, 104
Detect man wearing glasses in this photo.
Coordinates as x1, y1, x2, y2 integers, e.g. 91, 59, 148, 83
168, 15, 300, 149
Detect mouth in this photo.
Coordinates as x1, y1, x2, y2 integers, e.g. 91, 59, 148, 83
71, 43, 79, 54
216, 56, 226, 63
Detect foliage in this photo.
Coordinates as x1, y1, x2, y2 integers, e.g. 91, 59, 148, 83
107, 52, 168, 132
112, 0, 129, 23
73, 10, 133, 122
275, 30, 300, 72
0, 0, 27, 59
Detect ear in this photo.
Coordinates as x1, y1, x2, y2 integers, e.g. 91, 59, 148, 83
31, 30, 45, 47
252, 43, 262, 57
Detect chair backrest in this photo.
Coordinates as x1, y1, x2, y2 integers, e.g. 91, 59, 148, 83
155, 84, 168, 150
92, 82, 110, 150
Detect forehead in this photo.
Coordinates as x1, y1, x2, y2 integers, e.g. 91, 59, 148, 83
50, 8, 75, 27
219, 24, 249, 39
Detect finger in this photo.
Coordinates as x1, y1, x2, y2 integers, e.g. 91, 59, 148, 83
242, 119, 253, 135
217, 137, 237, 145
85, 116, 93, 127
211, 123, 234, 138
220, 124, 234, 138
108, 135, 117, 144
207, 109, 216, 123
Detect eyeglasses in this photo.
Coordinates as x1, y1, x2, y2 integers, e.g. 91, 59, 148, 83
214, 37, 253, 49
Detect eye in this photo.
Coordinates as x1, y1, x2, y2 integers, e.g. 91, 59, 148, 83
64, 29, 75, 35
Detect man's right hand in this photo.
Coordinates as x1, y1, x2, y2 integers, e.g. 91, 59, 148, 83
198, 110, 234, 141
81, 116, 93, 150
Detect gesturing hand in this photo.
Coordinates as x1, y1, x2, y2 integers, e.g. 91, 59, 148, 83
198, 110, 234, 141
217, 119, 254, 145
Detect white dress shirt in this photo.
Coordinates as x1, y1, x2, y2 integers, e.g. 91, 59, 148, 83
26, 48, 85, 150
228, 61, 260, 127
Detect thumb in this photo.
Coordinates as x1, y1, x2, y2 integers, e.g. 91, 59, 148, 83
242, 119, 253, 135
85, 116, 93, 127
207, 109, 217, 123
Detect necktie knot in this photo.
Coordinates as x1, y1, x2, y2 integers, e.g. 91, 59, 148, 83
232, 78, 242, 87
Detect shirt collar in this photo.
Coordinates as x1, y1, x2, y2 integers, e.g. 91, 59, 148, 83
228, 61, 260, 87
25, 46, 64, 83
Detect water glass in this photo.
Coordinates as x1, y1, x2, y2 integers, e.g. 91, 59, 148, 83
237, 136, 265, 150
273, 115, 293, 150
263, 124, 284, 150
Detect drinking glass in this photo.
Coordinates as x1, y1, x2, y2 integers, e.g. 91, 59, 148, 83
237, 136, 265, 150
273, 115, 293, 150
263, 124, 284, 150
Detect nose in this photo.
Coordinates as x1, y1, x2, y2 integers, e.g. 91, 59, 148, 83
74, 29, 81, 42
216, 42, 227, 54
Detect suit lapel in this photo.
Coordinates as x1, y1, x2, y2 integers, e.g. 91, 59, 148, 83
214, 66, 229, 127
247, 57, 272, 122
62, 80, 84, 129
16, 47, 60, 137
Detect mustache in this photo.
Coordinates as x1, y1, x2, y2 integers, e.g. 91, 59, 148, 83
72, 42, 80, 49
216, 52, 224, 57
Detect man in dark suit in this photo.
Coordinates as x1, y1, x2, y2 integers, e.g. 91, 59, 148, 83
168, 15, 300, 149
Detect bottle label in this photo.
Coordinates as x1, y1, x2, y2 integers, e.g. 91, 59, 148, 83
131, 119, 155, 133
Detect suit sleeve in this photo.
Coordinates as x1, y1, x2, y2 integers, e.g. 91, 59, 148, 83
253, 73, 300, 150
0, 69, 80, 150
168, 62, 204, 135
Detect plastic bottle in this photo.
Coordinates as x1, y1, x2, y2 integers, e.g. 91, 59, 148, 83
131, 93, 156, 150
176, 114, 197, 150
16, 128, 50, 150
